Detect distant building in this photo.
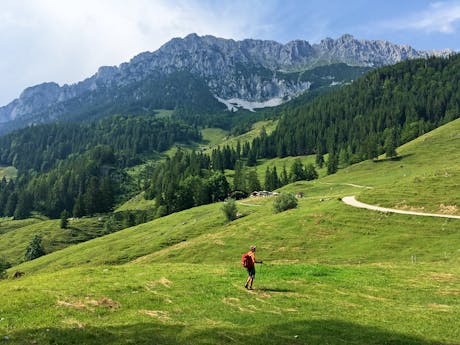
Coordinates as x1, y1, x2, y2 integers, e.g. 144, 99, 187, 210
250, 191, 279, 197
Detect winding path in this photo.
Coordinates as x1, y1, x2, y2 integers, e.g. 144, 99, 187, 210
342, 196, 460, 220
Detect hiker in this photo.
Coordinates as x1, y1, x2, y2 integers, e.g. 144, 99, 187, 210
242, 245, 263, 290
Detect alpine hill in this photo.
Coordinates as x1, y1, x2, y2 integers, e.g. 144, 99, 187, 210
1, 119, 459, 345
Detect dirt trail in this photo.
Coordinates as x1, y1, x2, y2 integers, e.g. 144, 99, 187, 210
342, 196, 460, 219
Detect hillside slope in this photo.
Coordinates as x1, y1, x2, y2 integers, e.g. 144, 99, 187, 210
10, 119, 460, 274
1, 121, 459, 345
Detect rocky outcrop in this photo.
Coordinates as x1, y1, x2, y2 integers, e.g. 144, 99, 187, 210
0, 33, 454, 131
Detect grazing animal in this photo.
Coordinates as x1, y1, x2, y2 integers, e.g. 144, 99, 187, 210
12, 271, 25, 278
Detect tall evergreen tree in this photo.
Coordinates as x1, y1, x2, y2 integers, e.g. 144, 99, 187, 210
384, 129, 398, 158
327, 152, 339, 175
264, 166, 274, 191
289, 159, 306, 182
60, 210, 70, 229
246, 169, 261, 192
280, 165, 289, 186
233, 160, 246, 192
304, 163, 319, 181
25, 235, 45, 261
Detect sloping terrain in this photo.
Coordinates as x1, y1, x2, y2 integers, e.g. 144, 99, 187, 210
1, 120, 459, 344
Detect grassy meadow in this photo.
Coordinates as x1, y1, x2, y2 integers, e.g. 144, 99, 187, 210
0, 165, 17, 179
0, 119, 459, 344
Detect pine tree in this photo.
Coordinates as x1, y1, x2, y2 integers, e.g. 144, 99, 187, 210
289, 159, 306, 182
264, 166, 274, 191
73, 194, 85, 217
246, 169, 261, 192
327, 152, 339, 175
13, 191, 31, 220
280, 165, 289, 186
60, 210, 70, 229
4, 192, 18, 217
272, 166, 281, 189
25, 235, 45, 261
384, 129, 398, 158
233, 160, 246, 192
315, 151, 324, 168
221, 198, 238, 222
304, 163, 319, 180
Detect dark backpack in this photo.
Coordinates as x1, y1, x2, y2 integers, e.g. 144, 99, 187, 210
241, 253, 253, 268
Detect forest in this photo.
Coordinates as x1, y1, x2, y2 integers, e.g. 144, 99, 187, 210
0, 54, 459, 220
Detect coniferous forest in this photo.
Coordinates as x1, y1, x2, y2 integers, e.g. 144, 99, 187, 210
249, 54, 460, 164
0, 54, 459, 220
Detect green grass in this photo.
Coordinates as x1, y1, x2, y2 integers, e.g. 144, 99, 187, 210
1, 263, 459, 344
115, 192, 156, 212
1, 119, 460, 344
0, 165, 17, 179
153, 109, 174, 118
0, 217, 108, 266
324, 118, 460, 215
201, 127, 230, 147
202, 120, 278, 154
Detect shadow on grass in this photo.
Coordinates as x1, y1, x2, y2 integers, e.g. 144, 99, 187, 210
256, 287, 294, 293
7, 319, 448, 345
372, 153, 414, 163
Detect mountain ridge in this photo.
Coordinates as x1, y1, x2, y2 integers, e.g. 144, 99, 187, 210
0, 33, 454, 133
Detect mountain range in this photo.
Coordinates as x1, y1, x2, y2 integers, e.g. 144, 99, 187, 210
0, 33, 453, 134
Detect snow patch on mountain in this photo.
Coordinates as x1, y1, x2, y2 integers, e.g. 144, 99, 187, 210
215, 96, 285, 112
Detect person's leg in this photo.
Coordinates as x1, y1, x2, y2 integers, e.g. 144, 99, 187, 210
249, 267, 255, 289
245, 268, 252, 288
245, 275, 251, 288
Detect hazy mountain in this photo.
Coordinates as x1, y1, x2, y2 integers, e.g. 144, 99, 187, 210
0, 33, 453, 134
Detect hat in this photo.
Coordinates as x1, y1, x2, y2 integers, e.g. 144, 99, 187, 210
250, 245, 256, 251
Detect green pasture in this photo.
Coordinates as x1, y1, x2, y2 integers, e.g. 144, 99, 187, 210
1, 119, 459, 344
1, 262, 459, 344
0, 217, 108, 266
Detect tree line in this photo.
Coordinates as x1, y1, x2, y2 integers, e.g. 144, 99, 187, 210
0, 114, 202, 219
0, 114, 201, 172
246, 54, 460, 165
142, 146, 318, 218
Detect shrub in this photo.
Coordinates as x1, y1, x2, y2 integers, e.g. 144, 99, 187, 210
221, 198, 238, 222
273, 193, 298, 213
25, 235, 45, 261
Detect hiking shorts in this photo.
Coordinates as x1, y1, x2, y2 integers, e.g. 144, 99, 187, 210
247, 266, 255, 278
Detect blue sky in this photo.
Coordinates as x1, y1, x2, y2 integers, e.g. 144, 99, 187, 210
1, 0, 460, 106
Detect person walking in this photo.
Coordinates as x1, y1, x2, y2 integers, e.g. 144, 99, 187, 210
243, 245, 263, 290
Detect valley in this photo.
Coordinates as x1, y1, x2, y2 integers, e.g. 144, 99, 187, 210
0, 118, 459, 344
0, 31, 459, 345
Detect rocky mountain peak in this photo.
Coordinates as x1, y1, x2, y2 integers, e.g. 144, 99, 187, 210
0, 33, 455, 133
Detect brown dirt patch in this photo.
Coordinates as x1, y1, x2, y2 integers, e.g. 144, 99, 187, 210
147, 277, 173, 289
222, 297, 257, 313
86, 297, 120, 309
438, 289, 460, 296
439, 204, 458, 215
396, 204, 425, 212
427, 303, 451, 310
139, 310, 171, 322
359, 294, 389, 302
57, 300, 87, 310
430, 273, 457, 282
57, 297, 120, 311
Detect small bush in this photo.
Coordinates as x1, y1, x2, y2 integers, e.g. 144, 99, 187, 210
221, 198, 238, 222
273, 193, 298, 213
